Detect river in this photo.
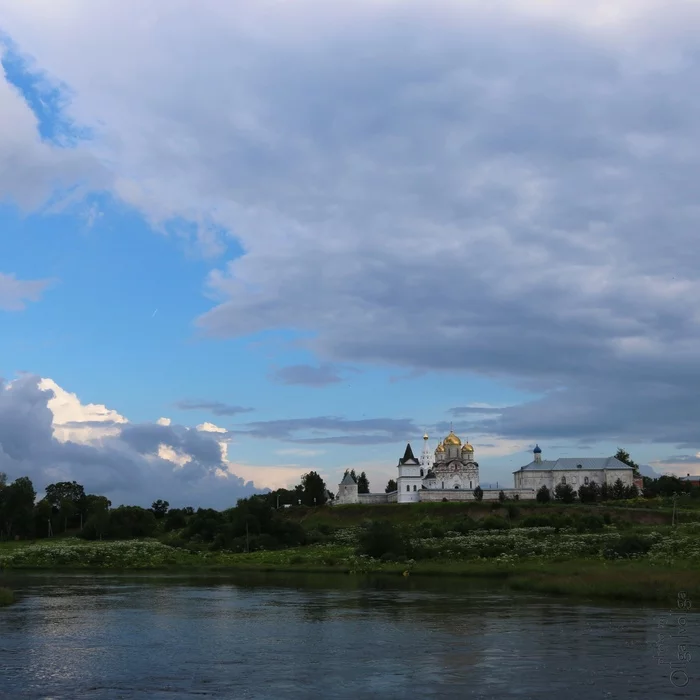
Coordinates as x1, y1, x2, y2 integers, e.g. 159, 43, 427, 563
0, 572, 695, 699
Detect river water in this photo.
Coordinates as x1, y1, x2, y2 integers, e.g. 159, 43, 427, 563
0, 572, 695, 699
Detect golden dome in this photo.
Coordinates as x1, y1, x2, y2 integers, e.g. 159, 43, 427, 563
462, 442, 474, 453
444, 431, 461, 446
423, 433, 429, 440
435, 441, 445, 453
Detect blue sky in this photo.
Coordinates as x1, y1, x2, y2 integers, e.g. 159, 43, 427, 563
2, 1, 699, 506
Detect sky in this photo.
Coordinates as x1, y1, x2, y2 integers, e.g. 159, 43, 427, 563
1, 0, 700, 508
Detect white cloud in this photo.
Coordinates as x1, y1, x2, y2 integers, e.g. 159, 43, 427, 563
156, 417, 171, 426
0, 272, 53, 311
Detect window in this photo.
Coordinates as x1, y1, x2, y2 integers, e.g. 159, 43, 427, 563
420, 468, 424, 477
470, 481, 472, 489
442, 481, 445, 489
413, 484, 417, 491
561, 476, 566, 485
406, 485, 410, 492
584, 477, 589, 485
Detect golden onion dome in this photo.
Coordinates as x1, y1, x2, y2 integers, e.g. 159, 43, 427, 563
444, 431, 461, 446
435, 441, 445, 453
462, 442, 474, 453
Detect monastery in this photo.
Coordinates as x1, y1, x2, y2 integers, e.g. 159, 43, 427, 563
335, 430, 636, 504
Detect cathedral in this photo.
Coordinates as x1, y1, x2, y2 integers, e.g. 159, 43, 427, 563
335, 429, 530, 505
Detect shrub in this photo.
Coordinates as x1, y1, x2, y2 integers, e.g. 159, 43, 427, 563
480, 515, 509, 530
521, 515, 554, 528
603, 512, 612, 525
554, 483, 576, 503
604, 534, 652, 559
499, 490, 506, 502
507, 504, 520, 520
454, 518, 478, 534
576, 515, 605, 532
473, 486, 484, 502
357, 520, 405, 559
536, 485, 550, 504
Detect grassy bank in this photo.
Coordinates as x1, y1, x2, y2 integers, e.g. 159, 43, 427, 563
2, 520, 699, 605
0, 586, 14, 606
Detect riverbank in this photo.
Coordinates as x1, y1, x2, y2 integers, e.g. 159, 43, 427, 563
1, 529, 699, 605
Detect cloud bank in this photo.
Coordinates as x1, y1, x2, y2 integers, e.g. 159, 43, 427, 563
1, 1, 700, 449
0, 375, 262, 508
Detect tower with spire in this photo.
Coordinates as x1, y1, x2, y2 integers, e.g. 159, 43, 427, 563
420, 432, 432, 471
397, 441, 423, 503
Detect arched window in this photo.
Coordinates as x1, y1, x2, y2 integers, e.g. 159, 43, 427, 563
413, 484, 417, 491
584, 477, 590, 485
406, 485, 410, 492
470, 481, 472, 489
561, 476, 566, 485
420, 468, 424, 477
442, 481, 445, 489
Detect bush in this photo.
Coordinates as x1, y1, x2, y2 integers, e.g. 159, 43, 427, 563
536, 485, 550, 504
454, 518, 478, 534
357, 520, 405, 559
480, 515, 509, 530
499, 490, 506, 502
507, 504, 520, 520
604, 534, 652, 559
576, 515, 604, 532
473, 486, 484, 502
554, 483, 576, 503
603, 512, 612, 525
521, 514, 554, 528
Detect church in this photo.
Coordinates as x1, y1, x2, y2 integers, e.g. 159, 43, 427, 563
335, 431, 637, 505
336, 430, 532, 504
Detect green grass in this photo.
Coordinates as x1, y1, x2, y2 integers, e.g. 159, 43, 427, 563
0, 587, 14, 606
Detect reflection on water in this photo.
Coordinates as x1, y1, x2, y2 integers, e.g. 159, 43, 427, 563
0, 572, 695, 699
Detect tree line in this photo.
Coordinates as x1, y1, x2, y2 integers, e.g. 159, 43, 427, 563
0, 470, 330, 546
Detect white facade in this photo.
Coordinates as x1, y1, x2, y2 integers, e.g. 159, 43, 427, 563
513, 446, 636, 492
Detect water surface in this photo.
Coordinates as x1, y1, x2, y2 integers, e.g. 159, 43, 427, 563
0, 572, 695, 699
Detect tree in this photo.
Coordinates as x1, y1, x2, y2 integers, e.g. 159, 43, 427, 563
498, 490, 506, 502
578, 481, 601, 504
299, 471, 327, 506
611, 478, 626, 500
615, 448, 640, 478
554, 482, 575, 503
0, 476, 36, 538
34, 498, 54, 538
151, 500, 170, 519
357, 520, 405, 559
473, 485, 483, 501
385, 479, 397, 493
81, 495, 111, 540
536, 485, 551, 503
45, 481, 86, 530
357, 471, 370, 494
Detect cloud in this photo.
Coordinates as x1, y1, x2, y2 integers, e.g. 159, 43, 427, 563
0, 374, 263, 508
235, 416, 419, 445
0, 272, 53, 311
269, 364, 343, 387
174, 399, 253, 417
3, 2, 700, 447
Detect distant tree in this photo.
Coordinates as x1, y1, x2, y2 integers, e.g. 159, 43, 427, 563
0, 472, 6, 487
536, 485, 550, 503
45, 481, 86, 529
182, 506, 195, 516
554, 482, 576, 503
623, 484, 639, 499
33, 498, 53, 538
498, 490, 506, 502
164, 508, 188, 532
357, 472, 370, 494
151, 500, 170, 519
600, 482, 610, 501
357, 520, 405, 559
80, 496, 111, 540
473, 486, 483, 501
615, 448, 641, 478
107, 506, 157, 539
578, 481, 601, 504
299, 471, 327, 506
0, 476, 36, 538
385, 479, 397, 493
611, 478, 626, 500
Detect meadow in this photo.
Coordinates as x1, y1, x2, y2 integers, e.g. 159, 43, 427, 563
1, 516, 699, 605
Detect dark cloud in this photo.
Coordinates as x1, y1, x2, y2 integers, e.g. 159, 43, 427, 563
0, 375, 259, 508
269, 364, 343, 387
656, 455, 700, 465
234, 416, 419, 446
174, 399, 254, 416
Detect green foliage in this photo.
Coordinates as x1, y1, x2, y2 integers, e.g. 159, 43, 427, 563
385, 479, 397, 493
480, 515, 509, 530
473, 486, 483, 502
578, 481, 600, 504
604, 534, 653, 559
611, 478, 626, 501
498, 490, 506, 502
0, 476, 36, 538
151, 500, 169, 519
357, 472, 370, 494
300, 471, 327, 506
357, 520, 405, 559
536, 485, 550, 503
615, 448, 640, 477
554, 482, 576, 503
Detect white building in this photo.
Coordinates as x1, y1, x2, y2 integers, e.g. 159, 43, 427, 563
513, 444, 636, 491
335, 430, 533, 504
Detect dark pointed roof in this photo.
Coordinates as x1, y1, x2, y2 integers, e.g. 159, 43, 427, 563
399, 442, 420, 465
340, 472, 357, 486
